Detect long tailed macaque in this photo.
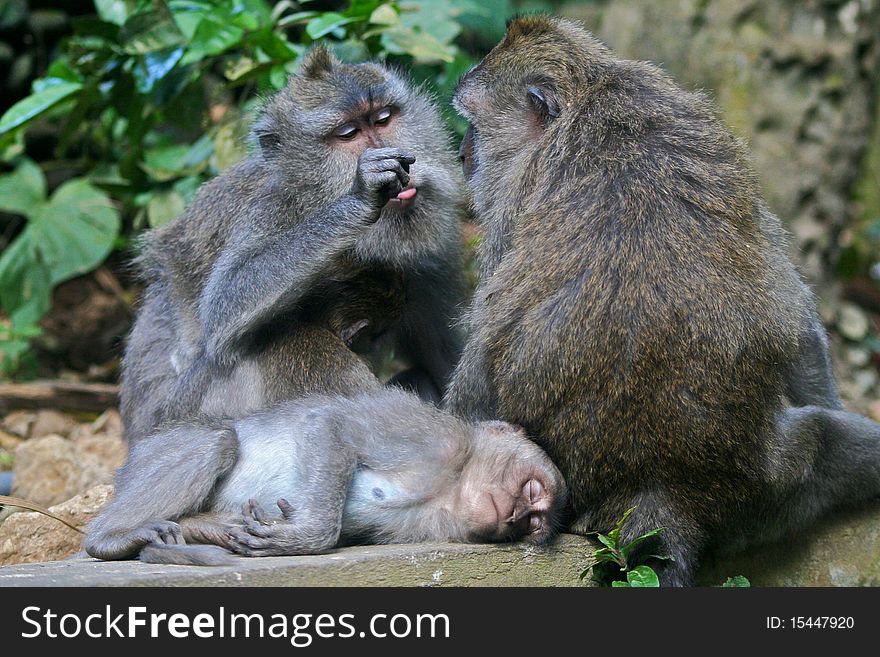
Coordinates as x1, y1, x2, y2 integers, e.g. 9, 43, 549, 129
445, 15, 880, 586
122, 45, 465, 443
84, 388, 566, 565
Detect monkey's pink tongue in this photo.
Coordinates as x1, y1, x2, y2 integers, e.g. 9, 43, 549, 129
397, 187, 417, 200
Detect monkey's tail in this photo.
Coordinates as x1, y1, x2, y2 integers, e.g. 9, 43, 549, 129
139, 544, 235, 566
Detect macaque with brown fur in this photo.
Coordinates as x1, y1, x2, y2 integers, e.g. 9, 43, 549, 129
446, 15, 880, 586
84, 388, 566, 565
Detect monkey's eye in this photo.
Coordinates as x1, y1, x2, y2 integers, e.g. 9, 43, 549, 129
333, 123, 360, 140
373, 107, 393, 126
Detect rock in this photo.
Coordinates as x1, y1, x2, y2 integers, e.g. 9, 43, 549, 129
2, 410, 35, 438
700, 502, 880, 586
11, 435, 117, 507
838, 302, 870, 340
0, 427, 22, 451
30, 409, 78, 439
0, 485, 112, 566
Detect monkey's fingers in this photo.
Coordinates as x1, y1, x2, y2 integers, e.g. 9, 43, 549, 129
227, 527, 292, 556
277, 498, 296, 521
241, 515, 279, 537
362, 147, 415, 166
141, 520, 184, 546
243, 499, 273, 526
365, 160, 410, 189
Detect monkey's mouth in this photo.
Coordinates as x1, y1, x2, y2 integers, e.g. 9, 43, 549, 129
385, 184, 418, 210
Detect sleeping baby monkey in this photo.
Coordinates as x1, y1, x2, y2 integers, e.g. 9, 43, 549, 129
85, 388, 567, 565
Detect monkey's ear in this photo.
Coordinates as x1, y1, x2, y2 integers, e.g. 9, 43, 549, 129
252, 116, 281, 156
526, 83, 561, 125
299, 44, 337, 79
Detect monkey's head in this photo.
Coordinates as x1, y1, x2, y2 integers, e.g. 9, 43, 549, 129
452, 16, 611, 217
455, 420, 567, 544
254, 45, 462, 266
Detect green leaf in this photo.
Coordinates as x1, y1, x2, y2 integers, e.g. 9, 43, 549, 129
133, 47, 185, 94
185, 17, 245, 60
306, 13, 358, 39
276, 11, 319, 28
607, 506, 636, 544
380, 26, 456, 63
627, 565, 661, 588
95, 0, 138, 26
0, 237, 52, 330
596, 533, 616, 550
611, 581, 631, 587
345, 0, 382, 19
620, 527, 666, 560
0, 159, 46, 216
141, 143, 192, 181
0, 82, 82, 136
399, 0, 461, 44
369, 3, 399, 25
120, 9, 186, 54
147, 189, 185, 228
43, 59, 85, 85
721, 575, 751, 588
27, 179, 121, 285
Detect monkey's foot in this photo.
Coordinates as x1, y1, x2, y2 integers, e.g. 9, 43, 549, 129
86, 520, 184, 560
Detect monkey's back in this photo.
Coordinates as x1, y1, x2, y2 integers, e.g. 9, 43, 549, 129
483, 63, 812, 531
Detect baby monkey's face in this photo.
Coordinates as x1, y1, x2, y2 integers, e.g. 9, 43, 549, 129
457, 421, 567, 544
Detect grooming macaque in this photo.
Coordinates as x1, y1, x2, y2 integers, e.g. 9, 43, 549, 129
84, 388, 566, 564
446, 15, 880, 585
122, 45, 465, 442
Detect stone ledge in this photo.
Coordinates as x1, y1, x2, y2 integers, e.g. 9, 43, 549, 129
1, 502, 878, 587
0, 535, 596, 587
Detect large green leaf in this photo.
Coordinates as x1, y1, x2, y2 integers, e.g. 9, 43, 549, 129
0, 82, 82, 136
0, 159, 46, 216
184, 16, 245, 61
380, 27, 456, 63
147, 189, 185, 228
400, 0, 462, 45
120, 9, 186, 54
27, 180, 121, 285
0, 237, 52, 330
142, 142, 204, 181
626, 565, 661, 588
306, 13, 358, 39
133, 47, 185, 94
95, 0, 139, 26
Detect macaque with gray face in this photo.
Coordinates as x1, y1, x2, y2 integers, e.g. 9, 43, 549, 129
84, 388, 566, 564
122, 45, 465, 443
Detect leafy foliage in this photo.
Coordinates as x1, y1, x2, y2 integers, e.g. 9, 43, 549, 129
579, 506, 752, 588
581, 506, 671, 587
721, 575, 751, 587
0, 0, 520, 377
